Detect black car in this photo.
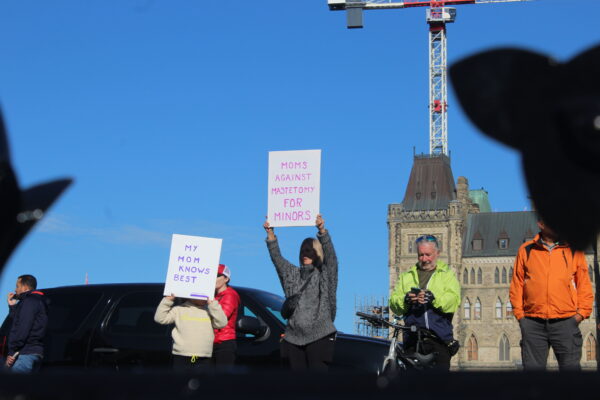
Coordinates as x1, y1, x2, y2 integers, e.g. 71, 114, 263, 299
39, 283, 388, 372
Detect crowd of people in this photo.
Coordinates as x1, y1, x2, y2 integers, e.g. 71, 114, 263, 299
0, 214, 595, 373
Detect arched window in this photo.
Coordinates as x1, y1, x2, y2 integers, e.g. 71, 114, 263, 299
467, 335, 478, 361
463, 269, 469, 285
501, 267, 507, 284
474, 298, 481, 320
494, 267, 499, 284
464, 298, 471, 320
499, 335, 510, 361
477, 268, 483, 284
509, 266, 513, 281
470, 268, 475, 285
495, 298, 503, 319
506, 301, 513, 319
586, 335, 597, 361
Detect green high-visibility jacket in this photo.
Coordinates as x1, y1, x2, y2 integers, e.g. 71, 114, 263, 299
389, 262, 460, 341
390, 262, 460, 324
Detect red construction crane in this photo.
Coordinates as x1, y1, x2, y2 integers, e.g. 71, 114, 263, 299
328, 0, 529, 156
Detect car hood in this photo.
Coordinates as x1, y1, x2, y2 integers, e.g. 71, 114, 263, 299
336, 332, 390, 346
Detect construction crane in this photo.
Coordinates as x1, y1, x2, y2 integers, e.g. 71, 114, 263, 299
327, 0, 529, 156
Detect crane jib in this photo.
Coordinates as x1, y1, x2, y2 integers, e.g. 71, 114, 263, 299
401, 1, 477, 8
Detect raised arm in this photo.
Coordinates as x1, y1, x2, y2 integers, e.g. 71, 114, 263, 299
207, 300, 228, 329
315, 215, 338, 320
316, 215, 337, 270
264, 219, 299, 296
316, 215, 337, 284
154, 296, 177, 325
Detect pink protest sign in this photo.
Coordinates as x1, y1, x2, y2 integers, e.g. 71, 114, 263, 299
268, 149, 321, 227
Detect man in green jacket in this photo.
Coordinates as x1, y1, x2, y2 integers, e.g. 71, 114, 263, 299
389, 235, 461, 370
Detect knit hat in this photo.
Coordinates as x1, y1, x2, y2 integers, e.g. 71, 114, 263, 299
218, 264, 231, 279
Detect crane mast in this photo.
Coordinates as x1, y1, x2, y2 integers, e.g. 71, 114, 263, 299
427, 7, 455, 155
328, 0, 528, 156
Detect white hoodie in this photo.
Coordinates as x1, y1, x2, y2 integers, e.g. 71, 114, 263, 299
154, 297, 227, 357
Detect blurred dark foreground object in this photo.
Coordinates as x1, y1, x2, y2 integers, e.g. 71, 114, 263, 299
0, 108, 72, 270
0, 369, 596, 400
450, 45, 600, 250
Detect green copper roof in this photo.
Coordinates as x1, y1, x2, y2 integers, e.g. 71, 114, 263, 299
469, 189, 491, 213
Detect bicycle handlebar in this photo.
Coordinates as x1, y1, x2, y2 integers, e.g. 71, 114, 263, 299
355, 312, 417, 332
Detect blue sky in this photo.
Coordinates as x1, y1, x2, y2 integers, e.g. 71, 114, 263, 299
1, 0, 598, 332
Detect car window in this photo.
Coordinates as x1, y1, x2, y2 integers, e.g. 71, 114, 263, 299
46, 291, 103, 334
106, 292, 169, 336
247, 291, 285, 325
240, 305, 257, 319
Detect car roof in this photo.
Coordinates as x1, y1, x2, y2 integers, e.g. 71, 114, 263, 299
39, 283, 282, 298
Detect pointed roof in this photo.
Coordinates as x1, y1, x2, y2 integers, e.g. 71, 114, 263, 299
401, 154, 456, 211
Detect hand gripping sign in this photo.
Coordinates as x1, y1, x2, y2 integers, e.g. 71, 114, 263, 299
163, 234, 222, 300
268, 149, 321, 227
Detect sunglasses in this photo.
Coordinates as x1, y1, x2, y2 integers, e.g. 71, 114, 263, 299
416, 235, 438, 244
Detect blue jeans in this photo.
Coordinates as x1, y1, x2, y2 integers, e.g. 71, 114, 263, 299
10, 354, 42, 373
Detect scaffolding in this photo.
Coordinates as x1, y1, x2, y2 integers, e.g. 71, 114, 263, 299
354, 295, 390, 339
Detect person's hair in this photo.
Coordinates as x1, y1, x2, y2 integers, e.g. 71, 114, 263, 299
18, 274, 37, 290
299, 238, 323, 267
415, 234, 439, 250
535, 212, 543, 222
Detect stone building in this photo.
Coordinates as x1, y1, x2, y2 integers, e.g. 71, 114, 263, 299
388, 154, 597, 370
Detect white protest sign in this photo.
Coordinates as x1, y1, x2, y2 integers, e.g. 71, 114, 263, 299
268, 149, 321, 227
163, 234, 222, 300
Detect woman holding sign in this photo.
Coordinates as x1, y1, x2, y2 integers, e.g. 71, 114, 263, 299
263, 214, 338, 372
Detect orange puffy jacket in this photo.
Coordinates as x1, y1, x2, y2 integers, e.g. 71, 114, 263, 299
509, 234, 593, 320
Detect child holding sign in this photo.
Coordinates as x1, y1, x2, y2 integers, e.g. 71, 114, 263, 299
154, 295, 227, 370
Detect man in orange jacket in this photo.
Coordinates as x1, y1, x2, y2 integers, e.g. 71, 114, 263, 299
509, 218, 593, 371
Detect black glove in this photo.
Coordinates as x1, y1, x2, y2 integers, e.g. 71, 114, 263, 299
423, 290, 435, 304
447, 339, 460, 356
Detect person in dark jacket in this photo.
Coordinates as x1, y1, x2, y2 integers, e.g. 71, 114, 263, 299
212, 263, 240, 368
3, 274, 48, 373
263, 214, 338, 372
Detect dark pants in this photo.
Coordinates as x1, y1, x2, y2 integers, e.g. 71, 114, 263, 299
404, 335, 451, 371
212, 340, 236, 368
281, 333, 336, 372
171, 354, 210, 372
519, 316, 582, 371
